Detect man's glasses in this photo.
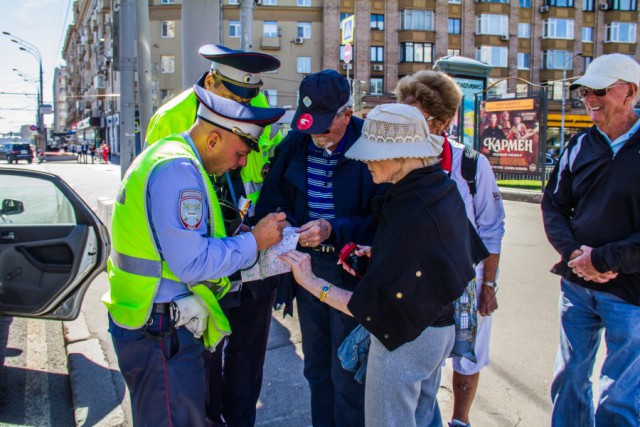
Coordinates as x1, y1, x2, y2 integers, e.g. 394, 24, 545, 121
576, 83, 629, 99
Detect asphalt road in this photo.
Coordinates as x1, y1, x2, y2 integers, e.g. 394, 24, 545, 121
0, 160, 606, 426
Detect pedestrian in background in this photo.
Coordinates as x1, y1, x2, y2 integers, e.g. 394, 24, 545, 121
145, 44, 283, 427
542, 53, 640, 427
256, 69, 384, 427
395, 70, 506, 427
280, 103, 488, 427
102, 86, 287, 426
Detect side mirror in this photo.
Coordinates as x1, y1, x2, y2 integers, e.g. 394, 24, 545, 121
0, 199, 24, 216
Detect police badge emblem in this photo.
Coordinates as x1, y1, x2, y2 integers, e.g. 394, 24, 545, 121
179, 190, 204, 230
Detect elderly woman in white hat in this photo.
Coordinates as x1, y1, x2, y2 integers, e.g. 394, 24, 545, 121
280, 103, 487, 427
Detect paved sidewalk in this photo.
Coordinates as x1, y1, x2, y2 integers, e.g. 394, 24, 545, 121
63, 187, 544, 426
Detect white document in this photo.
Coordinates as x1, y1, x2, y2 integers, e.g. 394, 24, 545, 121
241, 226, 300, 282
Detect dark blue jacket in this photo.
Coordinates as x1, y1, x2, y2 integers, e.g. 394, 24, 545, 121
255, 117, 387, 309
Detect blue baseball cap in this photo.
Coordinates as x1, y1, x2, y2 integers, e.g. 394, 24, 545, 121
193, 85, 285, 152
199, 44, 280, 99
291, 70, 351, 134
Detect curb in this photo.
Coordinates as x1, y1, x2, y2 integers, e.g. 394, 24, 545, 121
499, 187, 543, 204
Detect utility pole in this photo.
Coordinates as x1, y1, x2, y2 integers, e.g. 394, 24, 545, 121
182, 1, 220, 88
240, 0, 254, 51
119, 0, 136, 177
136, 0, 153, 146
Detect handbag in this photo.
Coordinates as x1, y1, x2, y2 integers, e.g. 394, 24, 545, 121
338, 324, 371, 384
449, 278, 478, 362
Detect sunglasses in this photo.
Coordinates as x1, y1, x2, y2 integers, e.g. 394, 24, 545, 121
576, 83, 629, 98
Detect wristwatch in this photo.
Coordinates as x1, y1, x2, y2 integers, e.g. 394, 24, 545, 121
319, 284, 333, 302
483, 281, 498, 292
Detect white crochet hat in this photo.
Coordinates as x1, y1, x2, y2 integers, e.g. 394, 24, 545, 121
345, 103, 443, 161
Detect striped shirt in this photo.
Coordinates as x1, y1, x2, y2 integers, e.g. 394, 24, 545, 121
306, 136, 347, 220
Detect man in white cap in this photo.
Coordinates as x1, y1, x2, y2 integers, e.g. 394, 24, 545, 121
145, 45, 284, 426
542, 53, 640, 426
103, 86, 286, 426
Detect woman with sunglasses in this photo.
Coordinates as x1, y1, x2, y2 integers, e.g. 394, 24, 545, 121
542, 53, 640, 426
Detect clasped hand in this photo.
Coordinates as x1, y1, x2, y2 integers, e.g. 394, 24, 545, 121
567, 245, 617, 283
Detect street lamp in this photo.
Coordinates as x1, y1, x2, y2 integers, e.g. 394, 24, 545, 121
560, 52, 582, 149
3, 31, 46, 150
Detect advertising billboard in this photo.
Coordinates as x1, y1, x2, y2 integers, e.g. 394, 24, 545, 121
477, 97, 541, 174
449, 76, 485, 149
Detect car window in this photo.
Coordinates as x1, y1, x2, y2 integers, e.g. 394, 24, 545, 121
0, 175, 76, 224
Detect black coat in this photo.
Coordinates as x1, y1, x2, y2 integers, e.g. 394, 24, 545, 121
347, 165, 489, 351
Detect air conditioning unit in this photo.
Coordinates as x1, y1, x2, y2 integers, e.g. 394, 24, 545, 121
500, 34, 509, 41
294, 37, 304, 44
599, 2, 609, 10
539, 5, 549, 12
373, 64, 384, 71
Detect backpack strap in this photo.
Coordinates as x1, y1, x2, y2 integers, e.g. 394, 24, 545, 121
460, 145, 479, 197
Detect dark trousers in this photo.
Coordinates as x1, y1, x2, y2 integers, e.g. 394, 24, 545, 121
297, 253, 365, 427
205, 285, 277, 427
109, 312, 206, 427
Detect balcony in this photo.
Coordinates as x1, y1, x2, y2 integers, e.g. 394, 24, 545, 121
261, 36, 280, 50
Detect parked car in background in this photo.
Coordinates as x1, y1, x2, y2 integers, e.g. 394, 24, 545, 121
0, 143, 34, 164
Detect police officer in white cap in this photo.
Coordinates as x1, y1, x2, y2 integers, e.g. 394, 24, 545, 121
145, 45, 284, 427
103, 86, 287, 427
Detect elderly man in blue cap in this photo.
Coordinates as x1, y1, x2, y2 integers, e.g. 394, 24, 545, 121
146, 45, 284, 427
104, 86, 286, 426
256, 70, 386, 427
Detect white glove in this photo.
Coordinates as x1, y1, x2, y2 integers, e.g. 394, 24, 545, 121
173, 295, 209, 339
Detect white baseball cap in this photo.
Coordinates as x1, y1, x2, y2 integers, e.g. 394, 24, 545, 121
569, 53, 640, 90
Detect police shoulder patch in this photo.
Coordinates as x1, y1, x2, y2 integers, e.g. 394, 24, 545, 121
179, 190, 204, 230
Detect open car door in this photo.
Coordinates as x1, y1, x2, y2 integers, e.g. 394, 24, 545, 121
0, 168, 110, 320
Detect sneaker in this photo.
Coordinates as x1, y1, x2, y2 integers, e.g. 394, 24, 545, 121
449, 419, 471, 427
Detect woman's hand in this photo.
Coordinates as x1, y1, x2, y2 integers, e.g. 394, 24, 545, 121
279, 250, 316, 287
337, 245, 372, 276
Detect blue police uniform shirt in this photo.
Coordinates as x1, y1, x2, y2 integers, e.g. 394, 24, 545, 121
147, 132, 258, 302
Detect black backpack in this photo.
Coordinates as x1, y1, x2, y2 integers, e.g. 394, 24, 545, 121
456, 144, 480, 197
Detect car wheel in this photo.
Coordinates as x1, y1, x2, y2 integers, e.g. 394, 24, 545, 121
27, 158, 33, 164
7, 156, 12, 164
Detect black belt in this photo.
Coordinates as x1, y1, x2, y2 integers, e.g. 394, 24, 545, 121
312, 244, 336, 253
152, 302, 172, 314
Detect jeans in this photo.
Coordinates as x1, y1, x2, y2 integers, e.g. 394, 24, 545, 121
551, 279, 640, 427
297, 252, 365, 427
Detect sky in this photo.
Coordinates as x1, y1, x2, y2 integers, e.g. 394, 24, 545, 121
0, 0, 74, 135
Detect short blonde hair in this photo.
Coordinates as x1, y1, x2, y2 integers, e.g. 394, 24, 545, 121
394, 70, 462, 127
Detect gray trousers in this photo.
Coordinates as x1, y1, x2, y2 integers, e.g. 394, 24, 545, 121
365, 324, 455, 427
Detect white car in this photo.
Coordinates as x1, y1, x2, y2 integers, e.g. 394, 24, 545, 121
0, 168, 110, 320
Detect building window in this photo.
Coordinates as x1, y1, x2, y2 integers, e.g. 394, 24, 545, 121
370, 78, 384, 95
517, 52, 531, 69
229, 21, 241, 38
400, 42, 433, 63
605, 22, 637, 42
339, 45, 345, 61
476, 46, 508, 67
263, 0, 277, 4
400, 10, 434, 31
161, 55, 175, 73
478, 0, 509, 3
583, 56, 593, 72
297, 0, 311, 5
448, 18, 461, 34
229, 0, 238, 3
546, 81, 565, 100
611, 0, 637, 10
263, 89, 278, 107
582, 0, 594, 10
488, 78, 508, 96
448, 48, 461, 56
548, 0, 575, 6
297, 22, 311, 39
582, 27, 593, 42
543, 18, 574, 39
449, 0, 462, 3
340, 12, 353, 22
476, 14, 508, 36
263, 21, 278, 37
518, 23, 531, 37
161, 0, 175, 3
517, 83, 529, 95
519, 0, 531, 7
297, 56, 311, 73
370, 46, 384, 62
543, 50, 573, 70
371, 14, 384, 30
161, 21, 176, 38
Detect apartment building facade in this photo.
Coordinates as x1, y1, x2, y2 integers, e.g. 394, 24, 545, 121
59, 0, 639, 155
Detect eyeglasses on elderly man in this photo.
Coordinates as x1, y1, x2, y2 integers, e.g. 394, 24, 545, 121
576, 82, 630, 99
